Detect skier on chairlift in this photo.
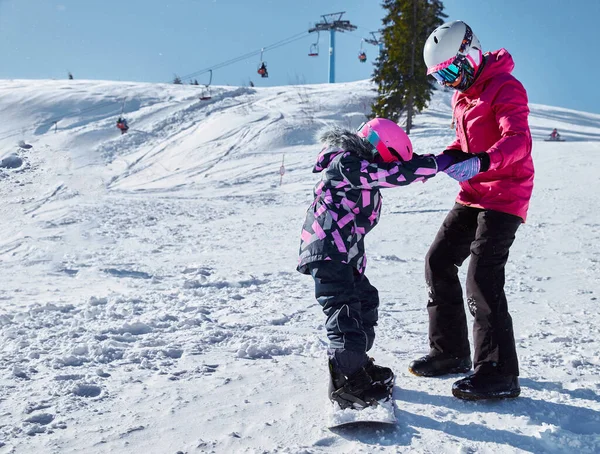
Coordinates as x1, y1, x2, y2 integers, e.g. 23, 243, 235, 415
257, 48, 269, 78
358, 39, 368, 63
258, 62, 268, 78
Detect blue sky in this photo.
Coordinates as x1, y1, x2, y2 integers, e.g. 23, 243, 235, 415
0, 0, 598, 114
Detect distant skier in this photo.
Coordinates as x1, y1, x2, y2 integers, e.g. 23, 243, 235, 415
415, 20, 534, 401
116, 117, 129, 134
549, 128, 561, 140
297, 119, 438, 410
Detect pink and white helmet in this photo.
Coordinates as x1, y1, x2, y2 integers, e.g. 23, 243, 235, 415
424, 20, 483, 91
356, 118, 413, 162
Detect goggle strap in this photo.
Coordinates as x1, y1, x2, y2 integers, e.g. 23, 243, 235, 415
387, 146, 403, 162
427, 56, 455, 75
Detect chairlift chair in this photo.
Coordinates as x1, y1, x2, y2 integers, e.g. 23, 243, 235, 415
200, 69, 213, 101
308, 32, 319, 57
358, 39, 367, 63
200, 86, 212, 101
257, 48, 269, 78
257, 62, 268, 78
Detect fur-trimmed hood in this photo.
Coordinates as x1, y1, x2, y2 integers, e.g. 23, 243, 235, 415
313, 127, 373, 172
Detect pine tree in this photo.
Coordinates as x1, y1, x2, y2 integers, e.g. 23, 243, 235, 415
371, 0, 446, 134
173, 74, 183, 85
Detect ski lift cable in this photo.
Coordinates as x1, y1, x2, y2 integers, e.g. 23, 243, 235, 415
261, 33, 310, 55
180, 30, 309, 81
352, 28, 382, 46
182, 49, 262, 80
353, 23, 380, 33
346, 31, 383, 49
181, 32, 308, 81
345, 31, 372, 42
266, 32, 310, 51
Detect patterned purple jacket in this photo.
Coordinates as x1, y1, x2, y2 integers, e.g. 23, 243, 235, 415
297, 128, 438, 275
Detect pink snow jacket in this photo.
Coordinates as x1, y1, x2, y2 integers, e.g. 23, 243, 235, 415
447, 48, 534, 221
297, 129, 437, 275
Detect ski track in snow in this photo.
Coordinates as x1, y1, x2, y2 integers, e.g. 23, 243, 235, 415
0, 79, 599, 453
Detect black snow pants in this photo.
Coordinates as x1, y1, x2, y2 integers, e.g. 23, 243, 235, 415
425, 203, 522, 376
308, 261, 379, 373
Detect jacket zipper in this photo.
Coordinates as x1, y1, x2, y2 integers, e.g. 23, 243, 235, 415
456, 99, 482, 196
459, 100, 476, 153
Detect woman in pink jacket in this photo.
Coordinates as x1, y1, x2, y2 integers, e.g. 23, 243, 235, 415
408, 20, 534, 401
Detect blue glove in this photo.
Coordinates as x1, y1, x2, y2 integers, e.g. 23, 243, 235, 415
442, 151, 490, 182
444, 156, 481, 181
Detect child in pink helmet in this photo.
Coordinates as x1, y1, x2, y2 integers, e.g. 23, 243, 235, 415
297, 118, 438, 409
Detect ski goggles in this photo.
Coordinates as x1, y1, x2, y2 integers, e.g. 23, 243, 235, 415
427, 55, 473, 86
357, 121, 387, 159
357, 122, 379, 149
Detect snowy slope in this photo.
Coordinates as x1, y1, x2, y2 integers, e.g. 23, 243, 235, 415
0, 79, 599, 454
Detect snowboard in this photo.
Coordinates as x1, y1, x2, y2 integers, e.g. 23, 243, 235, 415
327, 385, 396, 429
544, 139, 565, 142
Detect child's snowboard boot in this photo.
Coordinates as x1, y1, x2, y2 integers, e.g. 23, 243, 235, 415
364, 357, 394, 388
328, 360, 392, 409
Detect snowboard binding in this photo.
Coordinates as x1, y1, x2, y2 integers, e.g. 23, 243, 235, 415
328, 360, 393, 410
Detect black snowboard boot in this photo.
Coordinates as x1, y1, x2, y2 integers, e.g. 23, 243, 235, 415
452, 373, 520, 400
364, 357, 394, 388
408, 354, 472, 377
328, 361, 389, 409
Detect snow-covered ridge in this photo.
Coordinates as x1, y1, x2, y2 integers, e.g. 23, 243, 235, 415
0, 79, 599, 453
1, 79, 598, 194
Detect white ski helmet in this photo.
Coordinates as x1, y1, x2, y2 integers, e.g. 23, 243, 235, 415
423, 20, 483, 91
